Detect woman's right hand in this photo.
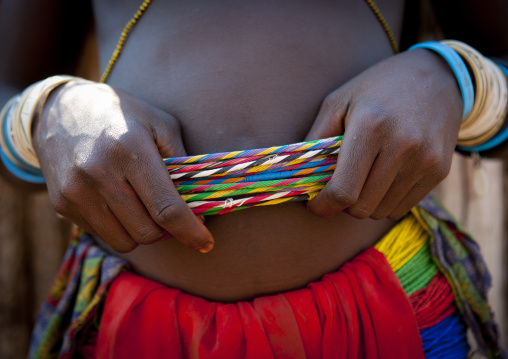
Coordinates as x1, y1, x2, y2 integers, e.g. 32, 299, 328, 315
33, 80, 214, 253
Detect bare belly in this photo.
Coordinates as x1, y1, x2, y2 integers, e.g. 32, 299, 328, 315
93, 0, 404, 301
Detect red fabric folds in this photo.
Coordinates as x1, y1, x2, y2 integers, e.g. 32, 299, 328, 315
96, 248, 424, 359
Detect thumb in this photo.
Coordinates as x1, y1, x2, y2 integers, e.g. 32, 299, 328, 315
305, 90, 350, 141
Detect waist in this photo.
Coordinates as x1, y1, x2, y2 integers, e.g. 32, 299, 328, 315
114, 203, 395, 302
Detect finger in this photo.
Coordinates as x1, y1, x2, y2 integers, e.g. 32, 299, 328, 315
305, 90, 350, 141
368, 171, 421, 220
101, 181, 169, 245
126, 142, 214, 253
307, 119, 379, 217
61, 211, 99, 237
85, 205, 138, 253
373, 147, 451, 220
345, 150, 402, 219
48, 186, 101, 237
387, 177, 443, 220
81, 201, 138, 253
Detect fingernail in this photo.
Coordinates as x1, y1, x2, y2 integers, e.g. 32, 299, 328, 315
198, 215, 206, 224
199, 242, 214, 253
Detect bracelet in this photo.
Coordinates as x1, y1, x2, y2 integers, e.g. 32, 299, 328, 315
409, 41, 474, 121
0, 97, 44, 182
491, 57, 508, 70
11, 76, 77, 168
0, 75, 77, 183
0, 148, 45, 183
2, 101, 41, 173
458, 63, 508, 152
0, 98, 20, 168
443, 41, 508, 147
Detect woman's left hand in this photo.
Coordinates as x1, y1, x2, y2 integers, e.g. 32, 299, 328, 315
305, 48, 463, 220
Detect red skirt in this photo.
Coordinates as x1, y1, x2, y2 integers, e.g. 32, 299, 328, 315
96, 248, 424, 359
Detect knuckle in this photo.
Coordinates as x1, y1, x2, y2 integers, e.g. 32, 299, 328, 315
111, 240, 138, 254
371, 210, 388, 220
48, 192, 70, 214
109, 130, 142, 151
394, 131, 422, 154
365, 111, 390, 131
426, 167, 449, 187
106, 136, 143, 165
162, 113, 181, 133
59, 180, 84, 204
347, 204, 374, 219
437, 163, 451, 180
420, 151, 442, 169
94, 130, 148, 168
356, 103, 391, 127
388, 212, 406, 221
134, 226, 164, 245
75, 161, 109, 184
388, 205, 412, 221
328, 182, 358, 208
151, 199, 187, 227
322, 93, 339, 111
81, 226, 99, 237
70, 147, 113, 184
417, 156, 450, 185
430, 163, 450, 183
321, 91, 346, 116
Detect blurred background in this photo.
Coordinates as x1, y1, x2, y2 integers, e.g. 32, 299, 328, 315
0, 1, 506, 358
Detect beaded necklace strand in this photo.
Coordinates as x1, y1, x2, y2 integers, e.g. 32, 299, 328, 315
99, 0, 399, 83
364, 0, 399, 53
99, 0, 152, 83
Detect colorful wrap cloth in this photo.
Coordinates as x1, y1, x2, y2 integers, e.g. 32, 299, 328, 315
29, 197, 504, 359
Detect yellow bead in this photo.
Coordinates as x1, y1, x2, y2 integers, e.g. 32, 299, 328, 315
99, 0, 153, 83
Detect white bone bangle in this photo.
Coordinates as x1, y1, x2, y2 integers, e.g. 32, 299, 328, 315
5, 75, 78, 169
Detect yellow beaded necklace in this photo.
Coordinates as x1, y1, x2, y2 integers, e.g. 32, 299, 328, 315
99, 0, 399, 83
99, 0, 152, 83
364, 0, 400, 54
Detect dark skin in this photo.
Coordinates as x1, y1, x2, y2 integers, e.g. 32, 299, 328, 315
1, 0, 507, 301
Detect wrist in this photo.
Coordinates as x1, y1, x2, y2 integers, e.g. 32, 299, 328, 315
409, 41, 508, 154
32, 78, 96, 151
0, 76, 82, 183
408, 43, 474, 121
402, 47, 464, 128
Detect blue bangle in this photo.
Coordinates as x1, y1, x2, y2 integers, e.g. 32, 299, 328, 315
409, 41, 475, 121
457, 63, 508, 152
0, 101, 45, 183
0, 147, 45, 183
1, 104, 42, 174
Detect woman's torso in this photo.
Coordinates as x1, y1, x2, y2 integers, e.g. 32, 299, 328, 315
92, 0, 405, 301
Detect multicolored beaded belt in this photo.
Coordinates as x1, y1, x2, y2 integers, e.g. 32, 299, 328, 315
166, 136, 342, 216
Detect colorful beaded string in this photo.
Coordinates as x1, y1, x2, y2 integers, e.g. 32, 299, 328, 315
167, 137, 342, 216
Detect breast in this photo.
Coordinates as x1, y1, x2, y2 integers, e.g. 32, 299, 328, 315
98, 0, 401, 153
